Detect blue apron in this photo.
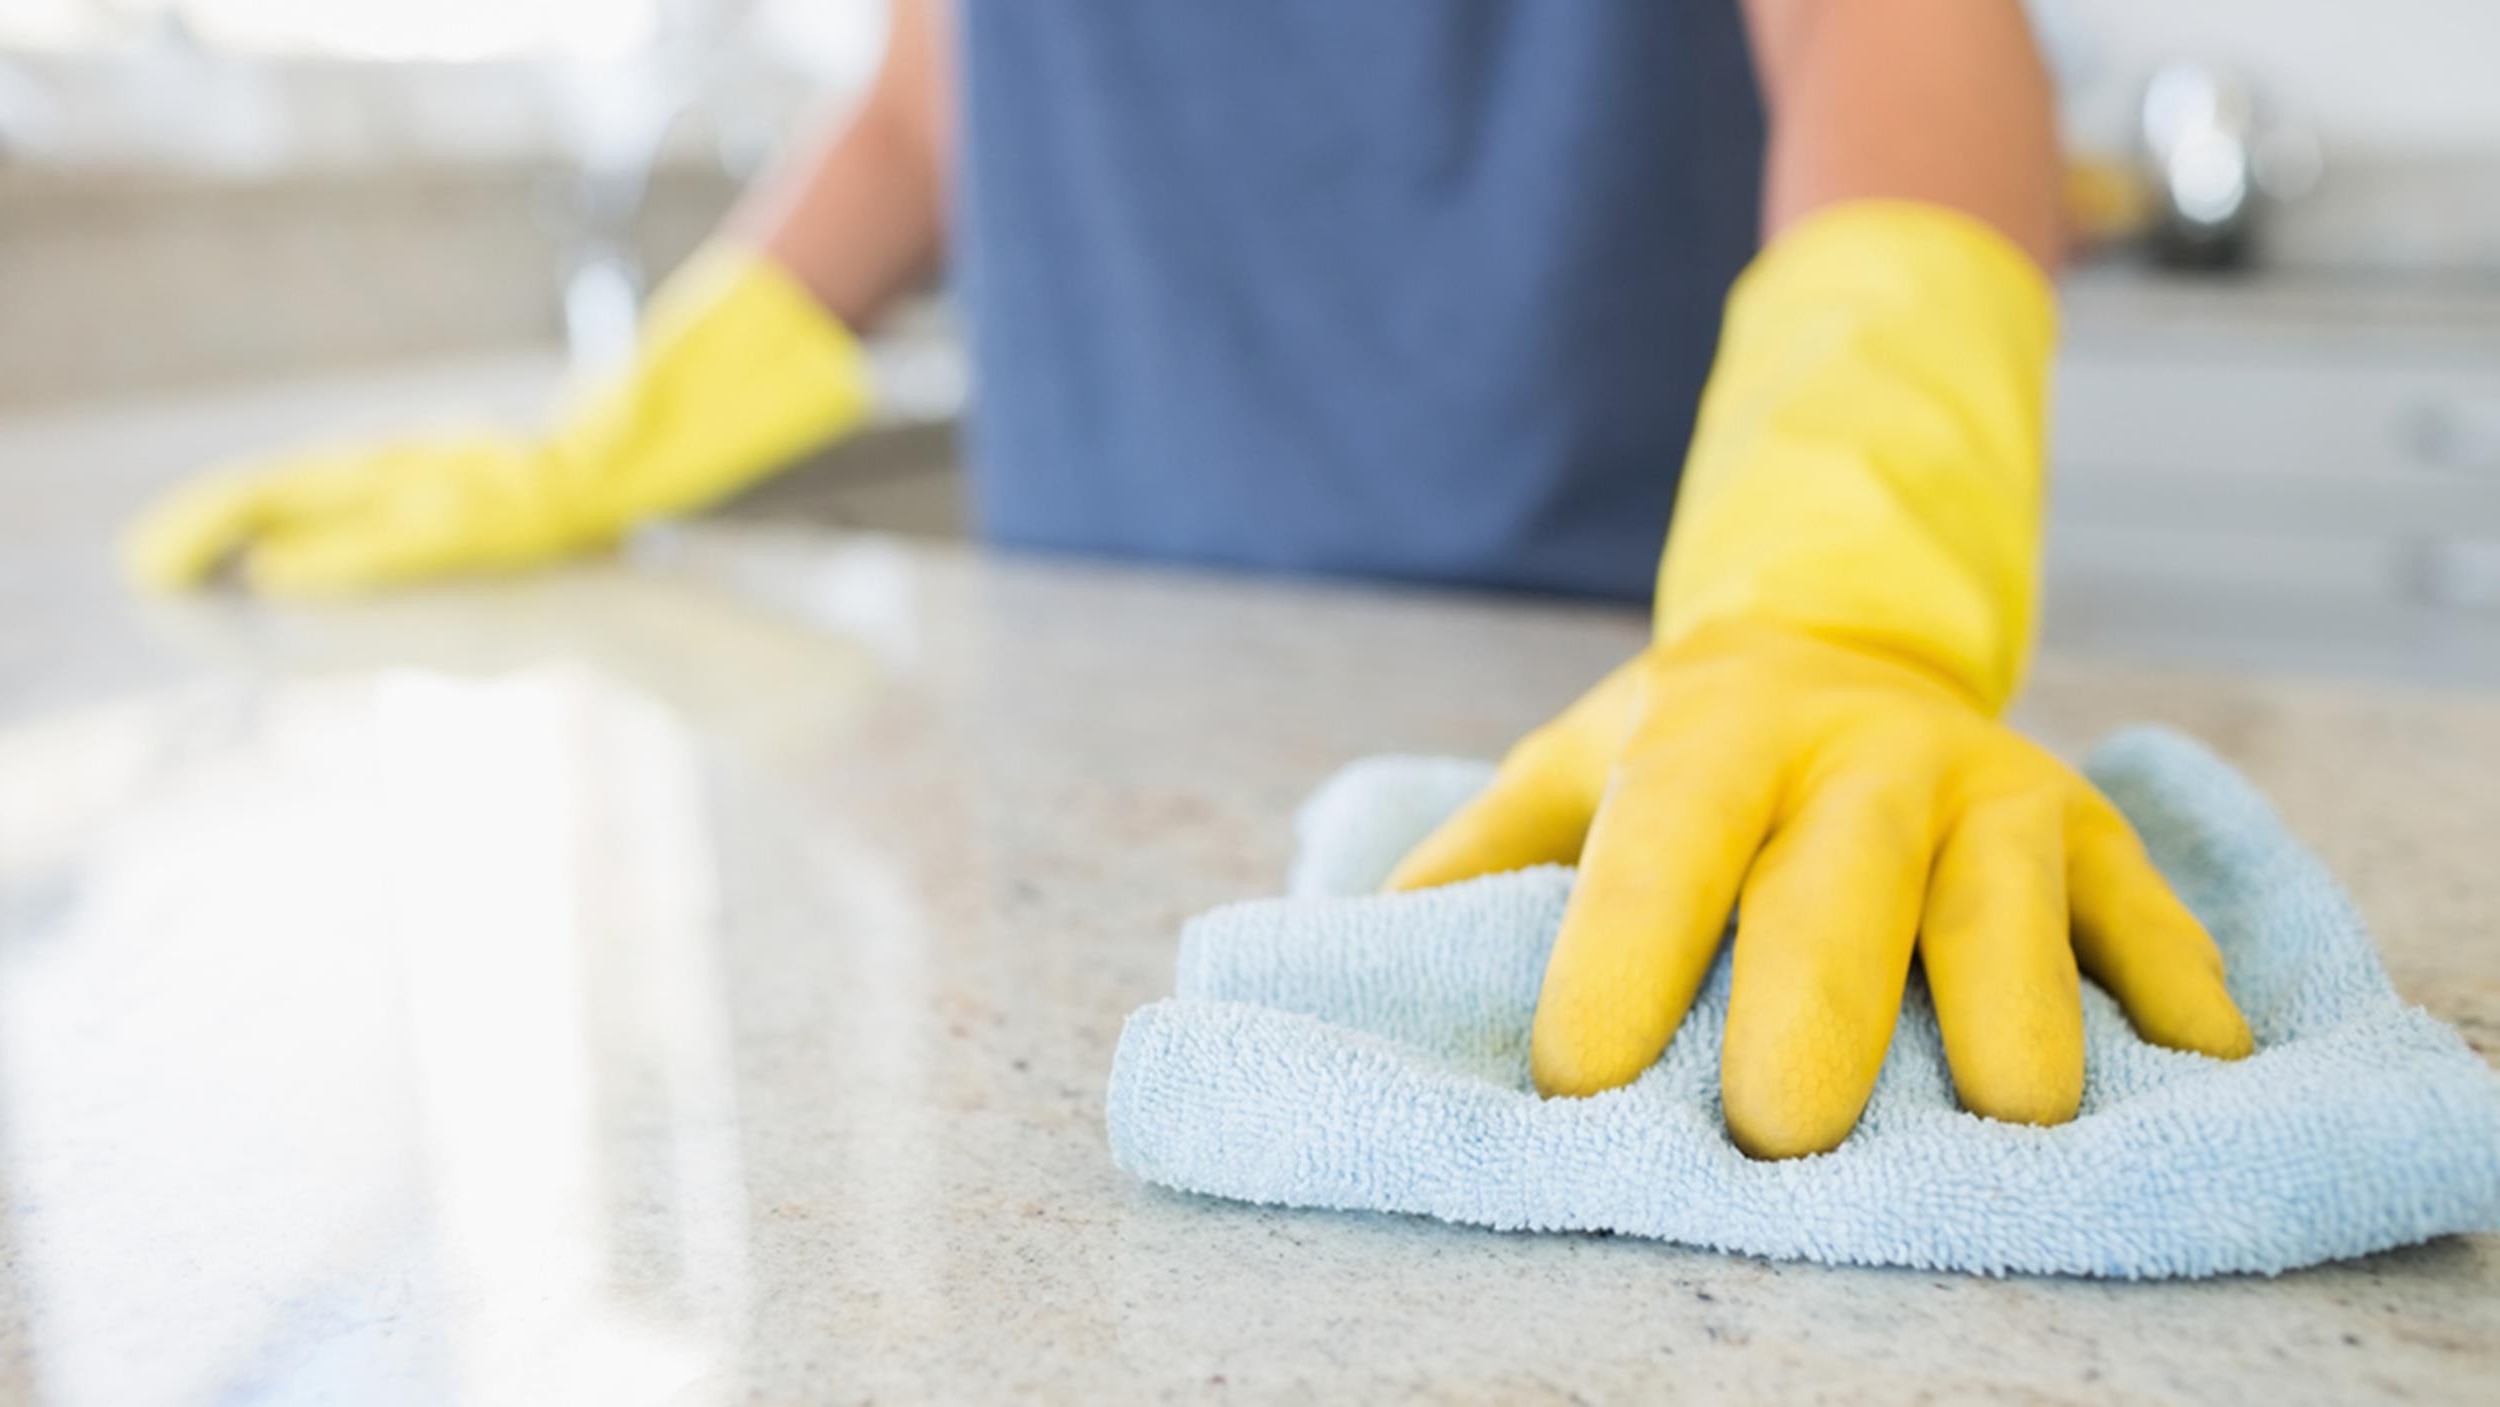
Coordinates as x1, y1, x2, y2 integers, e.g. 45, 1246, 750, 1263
954, 0, 1763, 600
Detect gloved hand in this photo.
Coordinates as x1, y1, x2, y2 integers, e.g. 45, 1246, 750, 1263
1387, 620, 2252, 1159
122, 247, 871, 596
1387, 202, 2253, 1158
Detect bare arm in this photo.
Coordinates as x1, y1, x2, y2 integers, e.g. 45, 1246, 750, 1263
1741, 0, 2062, 271
722, 0, 953, 329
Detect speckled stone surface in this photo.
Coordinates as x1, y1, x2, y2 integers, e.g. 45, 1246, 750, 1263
2, 400, 2498, 1403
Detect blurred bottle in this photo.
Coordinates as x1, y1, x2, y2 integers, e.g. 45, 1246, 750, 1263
2063, 154, 2156, 254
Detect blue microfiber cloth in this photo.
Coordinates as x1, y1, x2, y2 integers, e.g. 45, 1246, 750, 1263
1107, 727, 2500, 1278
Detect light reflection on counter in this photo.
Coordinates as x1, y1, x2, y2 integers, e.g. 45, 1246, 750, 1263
0, 670, 755, 1405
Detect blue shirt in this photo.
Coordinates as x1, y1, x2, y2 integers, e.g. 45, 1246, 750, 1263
955, 0, 1764, 600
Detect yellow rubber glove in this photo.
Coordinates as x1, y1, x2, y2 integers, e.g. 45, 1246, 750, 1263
1388, 202, 2252, 1158
123, 247, 871, 595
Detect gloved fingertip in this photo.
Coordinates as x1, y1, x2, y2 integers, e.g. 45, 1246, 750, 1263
1719, 991, 1889, 1159
1953, 1055, 2085, 1129
1381, 792, 1588, 894
1529, 982, 1682, 1100
2209, 1017, 2257, 1062
2176, 990, 2257, 1062
2127, 970, 2255, 1062
1380, 851, 1460, 894
1527, 1033, 1642, 1100
1380, 833, 1510, 895
1721, 1087, 1859, 1161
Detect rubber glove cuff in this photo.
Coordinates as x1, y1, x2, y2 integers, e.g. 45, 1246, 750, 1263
1657, 200, 2057, 713
538, 243, 876, 541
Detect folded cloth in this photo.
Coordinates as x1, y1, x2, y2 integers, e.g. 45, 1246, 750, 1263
1107, 727, 2500, 1278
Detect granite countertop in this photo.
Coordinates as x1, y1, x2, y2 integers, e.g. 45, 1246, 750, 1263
1, 394, 2497, 1404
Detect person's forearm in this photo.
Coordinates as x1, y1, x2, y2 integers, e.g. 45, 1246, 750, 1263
722, 0, 951, 329
1742, 0, 2061, 271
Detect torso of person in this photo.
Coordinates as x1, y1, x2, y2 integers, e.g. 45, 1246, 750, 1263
954, 0, 1764, 600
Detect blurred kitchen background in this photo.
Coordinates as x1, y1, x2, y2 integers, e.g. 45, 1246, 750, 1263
3, 0, 2498, 682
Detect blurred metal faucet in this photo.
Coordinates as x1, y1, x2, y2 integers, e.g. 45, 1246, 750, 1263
2138, 63, 2322, 271
543, 1, 761, 373
544, 65, 694, 374
551, 115, 682, 374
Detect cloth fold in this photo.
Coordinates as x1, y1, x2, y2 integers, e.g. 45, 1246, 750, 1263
1107, 727, 2500, 1278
